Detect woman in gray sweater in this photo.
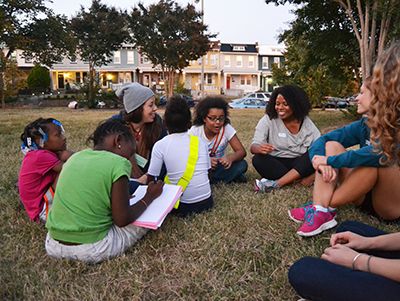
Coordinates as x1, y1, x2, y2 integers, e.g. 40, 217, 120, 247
251, 85, 320, 192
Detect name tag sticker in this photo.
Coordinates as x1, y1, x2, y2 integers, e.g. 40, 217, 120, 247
278, 132, 287, 138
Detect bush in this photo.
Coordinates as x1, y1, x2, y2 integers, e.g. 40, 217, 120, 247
27, 65, 50, 92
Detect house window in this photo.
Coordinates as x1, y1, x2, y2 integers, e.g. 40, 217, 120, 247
204, 74, 213, 84
224, 55, 230, 67
233, 45, 245, 51
141, 55, 150, 64
240, 76, 245, 85
248, 56, 255, 67
70, 57, 77, 64
236, 56, 242, 67
113, 51, 121, 64
274, 57, 281, 68
262, 57, 269, 69
127, 51, 134, 64
24, 57, 32, 63
210, 54, 217, 66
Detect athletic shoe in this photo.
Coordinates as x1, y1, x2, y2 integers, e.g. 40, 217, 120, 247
254, 178, 279, 192
288, 201, 313, 223
296, 207, 337, 237
289, 203, 337, 223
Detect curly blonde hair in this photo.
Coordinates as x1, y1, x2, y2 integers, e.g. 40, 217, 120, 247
368, 41, 400, 166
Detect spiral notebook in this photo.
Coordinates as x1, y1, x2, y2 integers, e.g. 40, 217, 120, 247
129, 184, 183, 229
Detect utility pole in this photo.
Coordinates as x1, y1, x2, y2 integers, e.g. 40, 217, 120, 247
200, 0, 205, 99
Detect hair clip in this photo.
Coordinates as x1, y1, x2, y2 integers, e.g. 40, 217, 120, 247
52, 119, 65, 134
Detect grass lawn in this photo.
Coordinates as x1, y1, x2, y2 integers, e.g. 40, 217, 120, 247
1, 107, 397, 300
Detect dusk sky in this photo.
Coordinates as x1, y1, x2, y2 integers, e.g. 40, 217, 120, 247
48, 0, 295, 45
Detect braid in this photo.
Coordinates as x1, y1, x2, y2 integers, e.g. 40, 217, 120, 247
20, 118, 56, 153
88, 119, 134, 147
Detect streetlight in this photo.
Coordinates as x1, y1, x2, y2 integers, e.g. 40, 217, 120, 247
200, 0, 205, 98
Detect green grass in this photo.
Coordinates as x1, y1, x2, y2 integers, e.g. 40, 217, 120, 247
1, 108, 397, 300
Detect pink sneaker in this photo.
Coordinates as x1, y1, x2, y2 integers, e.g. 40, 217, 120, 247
297, 207, 337, 237
289, 202, 337, 223
288, 202, 313, 223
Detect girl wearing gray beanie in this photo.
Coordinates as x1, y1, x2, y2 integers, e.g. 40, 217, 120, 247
113, 83, 167, 180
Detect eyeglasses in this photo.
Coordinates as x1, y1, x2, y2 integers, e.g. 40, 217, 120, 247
206, 116, 225, 123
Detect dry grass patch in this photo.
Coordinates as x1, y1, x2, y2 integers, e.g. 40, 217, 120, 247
1, 107, 395, 300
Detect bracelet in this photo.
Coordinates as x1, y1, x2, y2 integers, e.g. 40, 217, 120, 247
366, 255, 372, 273
140, 199, 148, 208
352, 253, 363, 270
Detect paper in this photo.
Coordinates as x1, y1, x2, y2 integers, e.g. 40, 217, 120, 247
135, 154, 148, 168
130, 184, 182, 229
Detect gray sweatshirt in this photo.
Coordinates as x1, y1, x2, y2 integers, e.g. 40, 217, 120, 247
251, 115, 320, 158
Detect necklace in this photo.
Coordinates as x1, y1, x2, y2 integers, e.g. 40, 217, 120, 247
130, 124, 142, 141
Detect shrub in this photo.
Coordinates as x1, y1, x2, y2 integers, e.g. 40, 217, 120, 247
27, 65, 50, 92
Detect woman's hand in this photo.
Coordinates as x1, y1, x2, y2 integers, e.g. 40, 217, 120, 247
321, 244, 359, 269
210, 157, 219, 169
257, 143, 275, 155
330, 231, 371, 250
318, 164, 337, 183
219, 156, 233, 169
312, 155, 328, 170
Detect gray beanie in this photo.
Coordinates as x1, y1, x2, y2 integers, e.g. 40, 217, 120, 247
115, 83, 155, 113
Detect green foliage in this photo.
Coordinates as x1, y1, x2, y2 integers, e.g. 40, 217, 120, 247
129, 0, 214, 95
0, 0, 74, 108
270, 1, 361, 107
70, 0, 130, 108
174, 81, 191, 95
27, 65, 50, 92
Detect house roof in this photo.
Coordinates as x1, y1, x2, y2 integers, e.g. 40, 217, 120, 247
220, 43, 257, 53
258, 45, 285, 56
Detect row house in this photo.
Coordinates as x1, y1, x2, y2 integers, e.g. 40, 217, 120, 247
10, 42, 285, 97
182, 41, 222, 96
220, 43, 259, 96
258, 45, 285, 92
50, 45, 139, 91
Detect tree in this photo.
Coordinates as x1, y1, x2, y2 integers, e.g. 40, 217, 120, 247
129, 0, 213, 96
70, 0, 130, 108
0, 0, 74, 108
27, 64, 50, 92
269, 1, 360, 105
265, 0, 400, 80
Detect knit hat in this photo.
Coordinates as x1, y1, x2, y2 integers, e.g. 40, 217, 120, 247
115, 83, 155, 113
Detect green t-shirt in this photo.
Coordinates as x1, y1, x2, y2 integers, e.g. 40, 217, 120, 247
46, 149, 131, 244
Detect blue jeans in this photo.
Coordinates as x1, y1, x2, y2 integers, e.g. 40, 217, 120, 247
210, 159, 248, 184
288, 221, 400, 301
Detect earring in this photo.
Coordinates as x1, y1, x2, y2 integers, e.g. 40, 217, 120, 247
118, 145, 121, 149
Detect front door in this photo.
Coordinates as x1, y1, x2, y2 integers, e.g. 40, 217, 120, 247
58, 73, 64, 89
226, 76, 231, 90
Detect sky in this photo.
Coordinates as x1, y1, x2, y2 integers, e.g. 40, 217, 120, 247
47, 0, 295, 45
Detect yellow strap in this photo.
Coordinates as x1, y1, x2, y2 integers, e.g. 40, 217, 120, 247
165, 135, 200, 209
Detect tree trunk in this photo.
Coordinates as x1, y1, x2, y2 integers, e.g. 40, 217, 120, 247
88, 62, 96, 108
0, 52, 6, 109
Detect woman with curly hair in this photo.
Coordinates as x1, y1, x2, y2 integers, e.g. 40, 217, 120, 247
289, 42, 400, 301
289, 41, 400, 237
251, 85, 320, 192
189, 96, 247, 184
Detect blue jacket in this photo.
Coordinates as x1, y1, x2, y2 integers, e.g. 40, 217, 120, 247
309, 117, 381, 168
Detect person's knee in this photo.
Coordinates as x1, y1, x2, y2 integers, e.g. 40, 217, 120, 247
336, 220, 363, 233
325, 141, 346, 155
288, 257, 317, 288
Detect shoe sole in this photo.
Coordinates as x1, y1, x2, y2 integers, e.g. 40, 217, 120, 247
288, 210, 303, 223
296, 218, 338, 237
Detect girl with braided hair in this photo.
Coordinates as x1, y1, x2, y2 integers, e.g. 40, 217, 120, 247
45, 119, 163, 263
18, 118, 73, 222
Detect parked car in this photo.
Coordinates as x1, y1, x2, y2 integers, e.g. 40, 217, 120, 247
323, 97, 349, 109
231, 92, 270, 104
229, 98, 266, 109
158, 94, 195, 107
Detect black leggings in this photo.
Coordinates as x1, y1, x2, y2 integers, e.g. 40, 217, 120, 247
289, 221, 400, 301
252, 152, 314, 180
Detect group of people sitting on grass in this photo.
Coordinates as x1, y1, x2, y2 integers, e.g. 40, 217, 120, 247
17, 41, 400, 299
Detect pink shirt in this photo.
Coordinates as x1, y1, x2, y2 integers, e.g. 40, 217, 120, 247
18, 150, 60, 220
